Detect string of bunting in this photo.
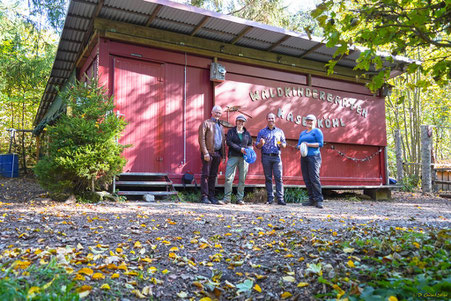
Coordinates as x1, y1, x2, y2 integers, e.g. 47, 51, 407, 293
255, 142, 381, 163
329, 144, 382, 162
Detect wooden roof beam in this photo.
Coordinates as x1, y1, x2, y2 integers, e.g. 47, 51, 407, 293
145, 4, 163, 27
267, 35, 290, 52
230, 26, 253, 45
190, 16, 210, 36
299, 43, 324, 59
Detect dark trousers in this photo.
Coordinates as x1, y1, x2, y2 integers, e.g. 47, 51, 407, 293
262, 154, 284, 202
200, 151, 221, 199
301, 154, 323, 202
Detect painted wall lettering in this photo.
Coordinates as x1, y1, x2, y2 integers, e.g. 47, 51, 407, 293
249, 85, 369, 118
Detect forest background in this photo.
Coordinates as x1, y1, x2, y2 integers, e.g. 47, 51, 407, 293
0, 0, 449, 188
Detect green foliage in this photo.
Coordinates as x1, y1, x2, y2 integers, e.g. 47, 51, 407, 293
318, 229, 451, 301
0, 3, 58, 169
284, 187, 309, 203
177, 190, 202, 203
34, 79, 128, 202
311, 0, 451, 91
0, 259, 79, 300
400, 174, 420, 192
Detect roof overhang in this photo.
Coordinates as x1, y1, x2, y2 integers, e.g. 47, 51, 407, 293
34, 0, 419, 127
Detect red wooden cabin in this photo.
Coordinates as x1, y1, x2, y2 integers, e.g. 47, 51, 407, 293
34, 0, 414, 197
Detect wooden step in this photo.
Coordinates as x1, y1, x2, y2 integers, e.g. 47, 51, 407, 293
119, 172, 168, 176
116, 181, 173, 186
117, 191, 178, 196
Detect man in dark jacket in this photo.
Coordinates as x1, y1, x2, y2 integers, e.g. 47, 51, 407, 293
222, 114, 253, 205
198, 105, 226, 205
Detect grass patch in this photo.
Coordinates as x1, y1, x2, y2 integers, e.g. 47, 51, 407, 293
319, 228, 451, 301
0, 258, 80, 300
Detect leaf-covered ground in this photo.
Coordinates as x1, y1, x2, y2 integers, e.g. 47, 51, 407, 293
0, 177, 450, 300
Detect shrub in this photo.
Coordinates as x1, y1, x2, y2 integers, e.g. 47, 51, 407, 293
34, 78, 128, 202
284, 187, 309, 203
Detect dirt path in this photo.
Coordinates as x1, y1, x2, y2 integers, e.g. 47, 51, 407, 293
0, 176, 449, 300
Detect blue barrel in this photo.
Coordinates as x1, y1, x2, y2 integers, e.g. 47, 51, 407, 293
0, 154, 19, 178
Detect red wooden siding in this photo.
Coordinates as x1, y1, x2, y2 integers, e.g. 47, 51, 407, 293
89, 38, 387, 187
113, 57, 164, 172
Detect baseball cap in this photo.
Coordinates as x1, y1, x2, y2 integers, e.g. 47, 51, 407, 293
305, 114, 316, 121
236, 114, 247, 122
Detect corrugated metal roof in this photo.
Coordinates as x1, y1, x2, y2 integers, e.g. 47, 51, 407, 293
34, 0, 418, 126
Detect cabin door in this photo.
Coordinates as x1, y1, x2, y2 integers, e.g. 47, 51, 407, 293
113, 57, 163, 172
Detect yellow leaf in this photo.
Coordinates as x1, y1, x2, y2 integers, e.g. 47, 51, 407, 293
124, 271, 139, 276
134, 241, 142, 248
77, 285, 92, 292
161, 240, 171, 245
117, 263, 127, 270
111, 273, 120, 279
100, 284, 110, 290
333, 231, 338, 236
169, 247, 179, 252
199, 243, 209, 249
253, 284, 262, 292
27, 286, 40, 297
347, 260, 355, 268
78, 290, 90, 298
332, 284, 345, 298
282, 276, 295, 282
192, 281, 203, 289
73, 274, 86, 281
162, 269, 169, 274
388, 297, 398, 301
141, 257, 153, 263
284, 254, 294, 258
42, 276, 56, 290
281, 292, 292, 299
343, 248, 355, 253
190, 239, 198, 244
297, 282, 309, 287
92, 272, 105, 280
199, 298, 212, 301
413, 242, 420, 249
132, 289, 146, 299
142, 286, 152, 295
78, 268, 94, 276
14, 260, 31, 270
148, 266, 158, 273
177, 291, 188, 298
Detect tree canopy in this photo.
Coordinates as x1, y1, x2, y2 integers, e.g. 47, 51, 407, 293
311, 0, 451, 91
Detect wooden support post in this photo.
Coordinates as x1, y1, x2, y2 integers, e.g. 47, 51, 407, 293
394, 129, 403, 184
421, 125, 432, 193
363, 188, 391, 200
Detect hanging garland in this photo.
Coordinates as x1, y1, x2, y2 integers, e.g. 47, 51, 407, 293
329, 145, 382, 162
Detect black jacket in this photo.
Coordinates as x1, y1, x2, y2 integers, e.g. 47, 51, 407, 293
226, 127, 253, 157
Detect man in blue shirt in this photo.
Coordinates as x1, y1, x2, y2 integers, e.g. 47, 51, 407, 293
255, 113, 286, 205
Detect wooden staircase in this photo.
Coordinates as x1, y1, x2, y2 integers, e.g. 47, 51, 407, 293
113, 173, 179, 200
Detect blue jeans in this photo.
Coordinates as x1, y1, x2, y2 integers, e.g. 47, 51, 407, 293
223, 156, 249, 202
301, 154, 323, 202
262, 154, 284, 202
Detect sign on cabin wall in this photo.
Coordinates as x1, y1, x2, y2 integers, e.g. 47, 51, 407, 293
215, 73, 386, 146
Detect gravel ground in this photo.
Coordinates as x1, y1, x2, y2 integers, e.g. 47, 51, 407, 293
0, 176, 449, 300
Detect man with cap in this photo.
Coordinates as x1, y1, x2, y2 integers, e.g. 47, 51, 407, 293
255, 113, 287, 205
198, 105, 226, 205
222, 114, 253, 205
296, 114, 324, 208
